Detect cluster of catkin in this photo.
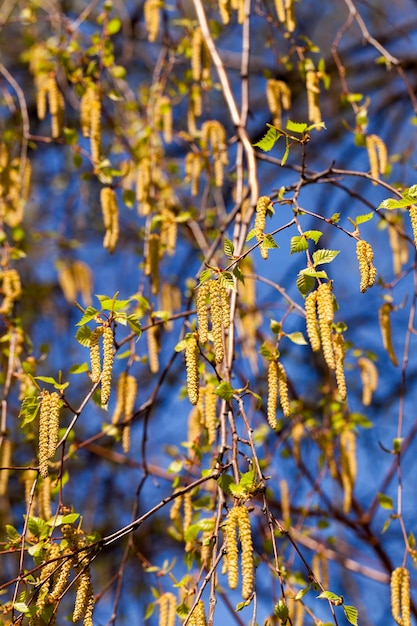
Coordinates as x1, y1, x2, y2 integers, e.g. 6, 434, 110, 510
112, 372, 138, 453
191, 27, 210, 84
390, 566, 411, 626
379, 302, 398, 366
80, 85, 101, 165
267, 359, 290, 427
305, 283, 347, 399
64, 525, 95, 626
356, 239, 377, 292
339, 429, 357, 513
155, 95, 173, 144
254, 196, 273, 259
366, 134, 388, 184
218, 0, 245, 24
58, 260, 93, 306
89, 325, 114, 406
196, 279, 230, 364
224, 506, 254, 600
100, 187, 119, 253
157, 592, 177, 626
0, 143, 31, 227
36, 75, 64, 138
38, 390, 61, 478
266, 79, 291, 128
0, 268, 22, 315
274, 0, 296, 31
201, 120, 229, 187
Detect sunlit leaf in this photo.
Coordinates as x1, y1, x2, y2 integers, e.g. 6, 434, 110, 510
253, 125, 282, 151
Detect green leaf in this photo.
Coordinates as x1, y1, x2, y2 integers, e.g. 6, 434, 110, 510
229, 483, 248, 498
304, 230, 323, 243
259, 343, 274, 359
312, 249, 340, 266
378, 197, 413, 210
96, 294, 131, 311
297, 272, 317, 296
246, 228, 257, 241
235, 599, 251, 611
107, 17, 122, 34
286, 119, 307, 134
290, 235, 309, 254
294, 586, 311, 600
176, 603, 189, 619
262, 234, 279, 249
75, 325, 93, 347
19, 396, 40, 425
174, 339, 188, 352
355, 212, 374, 225
219, 271, 236, 291
27, 517, 49, 538
224, 238, 234, 257
344, 605, 359, 626
144, 603, 155, 620
233, 265, 244, 284
218, 474, 234, 496
48, 513, 80, 526
281, 136, 290, 166
286, 331, 308, 345
253, 125, 282, 152
69, 362, 90, 374
13, 602, 29, 614
215, 381, 235, 401
377, 492, 393, 510
6, 525, 21, 542
76, 306, 99, 326
274, 599, 289, 621
405, 184, 417, 199
127, 314, 141, 336
317, 591, 343, 603
122, 189, 136, 208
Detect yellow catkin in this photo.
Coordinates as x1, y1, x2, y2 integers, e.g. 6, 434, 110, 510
317, 282, 335, 370
333, 333, 347, 401
145, 233, 160, 295
147, 324, 160, 374
285, 0, 296, 32
267, 360, 278, 429
0, 439, 12, 496
274, 0, 286, 22
201, 120, 228, 187
220, 284, 231, 329
408, 205, 417, 249
73, 568, 94, 623
80, 86, 94, 137
254, 196, 272, 259
286, 597, 304, 626
144, 0, 160, 42
185, 151, 202, 196
188, 600, 207, 626
185, 334, 200, 405
187, 405, 203, 447
36, 543, 61, 614
279, 479, 290, 527
237, 506, 254, 600
112, 372, 127, 425
312, 551, 329, 590
48, 552, 72, 602
218, 0, 230, 24
89, 97, 102, 165
100, 187, 119, 253
266, 79, 291, 128
156, 95, 173, 144
196, 281, 210, 344
358, 357, 378, 406
366, 134, 388, 184
379, 302, 398, 366
39, 391, 52, 478
306, 69, 321, 125
291, 421, 305, 464
391, 567, 411, 626
277, 361, 290, 417
388, 219, 408, 276
225, 507, 239, 590
340, 429, 357, 514
356, 239, 377, 292
209, 280, 224, 363
89, 327, 103, 383
122, 424, 131, 454
305, 290, 320, 352
191, 28, 203, 82
0, 268, 22, 315
47, 392, 61, 460
204, 383, 217, 445
38, 476, 52, 521
183, 490, 193, 551
160, 209, 177, 256
101, 326, 114, 406
124, 375, 137, 421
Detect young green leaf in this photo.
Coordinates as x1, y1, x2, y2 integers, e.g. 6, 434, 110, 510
286, 119, 308, 134
76, 306, 99, 326
290, 235, 309, 254
343, 605, 359, 626
215, 381, 235, 401
286, 331, 308, 345
253, 125, 282, 151
312, 249, 340, 266
224, 238, 234, 257
377, 492, 393, 510
355, 212, 374, 225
